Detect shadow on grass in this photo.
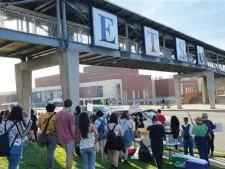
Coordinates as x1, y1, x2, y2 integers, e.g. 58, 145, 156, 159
15, 144, 224, 169
19, 144, 65, 169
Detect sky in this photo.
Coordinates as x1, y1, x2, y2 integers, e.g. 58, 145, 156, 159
0, 0, 225, 92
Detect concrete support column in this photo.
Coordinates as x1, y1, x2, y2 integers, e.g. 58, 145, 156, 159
173, 74, 182, 109
151, 79, 156, 105
15, 64, 32, 114
206, 72, 215, 109
58, 50, 80, 110
202, 77, 208, 104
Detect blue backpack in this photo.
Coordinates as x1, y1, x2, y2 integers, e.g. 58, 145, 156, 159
97, 119, 105, 140
182, 124, 190, 140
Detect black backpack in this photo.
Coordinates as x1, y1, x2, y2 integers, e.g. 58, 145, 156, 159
0, 121, 18, 157
182, 124, 190, 140
106, 124, 117, 142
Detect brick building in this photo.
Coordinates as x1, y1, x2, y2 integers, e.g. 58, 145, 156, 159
0, 66, 202, 107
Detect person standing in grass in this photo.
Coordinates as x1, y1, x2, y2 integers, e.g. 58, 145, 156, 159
94, 110, 107, 160
30, 109, 38, 142
78, 112, 98, 169
148, 115, 165, 169
119, 112, 133, 164
38, 104, 57, 169
181, 117, 194, 156
56, 99, 76, 169
170, 116, 180, 150
202, 113, 216, 157
105, 113, 123, 169
192, 116, 209, 165
0, 106, 32, 169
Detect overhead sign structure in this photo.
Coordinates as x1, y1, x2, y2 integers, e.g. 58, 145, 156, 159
197, 45, 205, 65
92, 7, 119, 50
175, 38, 188, 62
143, 26, 160, 57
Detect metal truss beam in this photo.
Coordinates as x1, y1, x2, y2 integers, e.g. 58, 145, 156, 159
0, 40, 14, 48
8, 44, 36, 57
34, 0, 54, 11
0, 28, 59, 48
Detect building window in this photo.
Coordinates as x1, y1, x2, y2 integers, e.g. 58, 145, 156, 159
143, 90, 146, 99
132, 90, 135, 99
117, 84, 121, 100
97, 86, 103, 97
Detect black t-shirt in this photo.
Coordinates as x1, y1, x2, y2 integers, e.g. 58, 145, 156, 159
147, 124, 165, 143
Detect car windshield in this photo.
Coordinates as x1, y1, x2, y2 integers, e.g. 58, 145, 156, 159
95, 105, 110, 112
142, 110, 156, 119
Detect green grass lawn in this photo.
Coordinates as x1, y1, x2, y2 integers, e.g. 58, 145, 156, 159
0, 144, 223, 169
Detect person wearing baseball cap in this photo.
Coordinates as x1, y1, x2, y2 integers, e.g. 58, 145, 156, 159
192, 116, 209, 165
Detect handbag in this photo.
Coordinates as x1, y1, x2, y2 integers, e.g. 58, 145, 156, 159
38, 113, 55, 147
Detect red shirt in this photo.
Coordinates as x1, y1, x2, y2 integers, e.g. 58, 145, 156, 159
56, 109, 75, 144
157, 114, 166, 126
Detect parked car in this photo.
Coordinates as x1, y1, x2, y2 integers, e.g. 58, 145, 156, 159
130, 109, 171, 133
81, 105, 111, 118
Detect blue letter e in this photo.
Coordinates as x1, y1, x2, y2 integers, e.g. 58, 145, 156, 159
98, 14, 115, 44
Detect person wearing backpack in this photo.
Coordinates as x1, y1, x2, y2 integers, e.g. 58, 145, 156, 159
181, 117, 194, 156
0, 106, 32, 169
94, 110, 107, 160
105, 113, 123, 169
38, 104, 57, 169
119, 112, 134, 163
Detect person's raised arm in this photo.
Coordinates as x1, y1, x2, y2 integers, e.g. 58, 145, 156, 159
188, 113, 195, 125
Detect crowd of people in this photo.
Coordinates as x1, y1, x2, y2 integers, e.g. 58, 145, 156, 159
0, 99, 217, 169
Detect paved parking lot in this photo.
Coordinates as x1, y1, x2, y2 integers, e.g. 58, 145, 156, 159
163, 110, 225, 152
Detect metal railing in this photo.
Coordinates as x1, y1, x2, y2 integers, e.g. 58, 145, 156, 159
1, 8, 225, 73
0, 8, 142, 54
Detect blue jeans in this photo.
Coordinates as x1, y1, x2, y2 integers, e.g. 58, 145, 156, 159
183, 136, 194, 156
7, 144, 23, 169
80, 147, 96, 169
195, 136, 209, 164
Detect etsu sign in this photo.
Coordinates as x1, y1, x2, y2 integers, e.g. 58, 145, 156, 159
197, 45, 205, 65
143, 26, 160, 57
91, 7, 205, 65
92, 7, 119, 49
175, 38, 188, 62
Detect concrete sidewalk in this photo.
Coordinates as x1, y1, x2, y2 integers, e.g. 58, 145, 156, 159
110, 104, 225, 112
143, 104, 225, 112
